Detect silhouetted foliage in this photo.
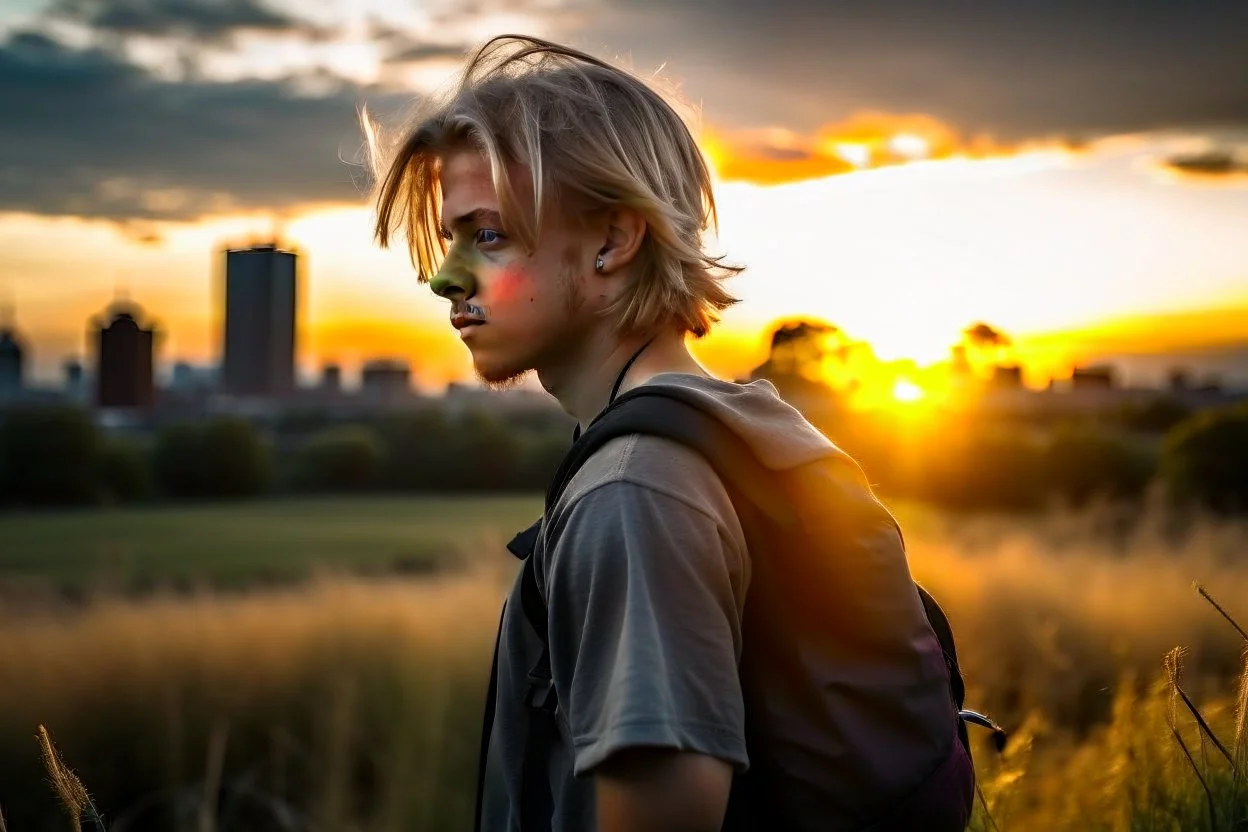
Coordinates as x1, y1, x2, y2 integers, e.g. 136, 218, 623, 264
443, 410, 522, 491
1115, 396, 1193, 434
293, 425, 384, 492
0, 405, 100, 505
376, 409, 457, 490
1043, 426, 1156, 506
153, 418, 271, 498
1161, 403, 1248, 514
95, 437, 153, 504
201, 418, 271, 497
918, 431, 1050, 511
152, 423, 204, 497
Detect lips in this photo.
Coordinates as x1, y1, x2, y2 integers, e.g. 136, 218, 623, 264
451, 313, 485, 331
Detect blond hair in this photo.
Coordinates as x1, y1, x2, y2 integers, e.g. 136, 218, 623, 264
363, 35, 740, 338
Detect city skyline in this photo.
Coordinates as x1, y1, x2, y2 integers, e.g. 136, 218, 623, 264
0, 232, 1243, 400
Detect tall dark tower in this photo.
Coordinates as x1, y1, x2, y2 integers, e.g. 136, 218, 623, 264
0, 301, 24, 396
222, 243, 298, 398
94, 302, 156, 410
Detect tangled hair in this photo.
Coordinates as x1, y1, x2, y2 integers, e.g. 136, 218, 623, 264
363, 34, 741, 338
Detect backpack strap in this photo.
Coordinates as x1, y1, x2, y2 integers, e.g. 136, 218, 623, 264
516, 387, 797, 722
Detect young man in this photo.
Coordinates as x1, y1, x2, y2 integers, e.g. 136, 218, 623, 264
367, 35, 973, 832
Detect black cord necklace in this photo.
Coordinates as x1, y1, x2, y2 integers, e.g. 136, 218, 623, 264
572, 337, 656, 442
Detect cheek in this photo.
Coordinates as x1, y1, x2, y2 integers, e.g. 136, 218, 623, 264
490, 265, 534, 306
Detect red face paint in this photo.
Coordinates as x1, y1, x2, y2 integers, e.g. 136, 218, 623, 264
491, 265, 529, 305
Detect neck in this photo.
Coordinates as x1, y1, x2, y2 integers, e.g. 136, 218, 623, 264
538, 327, 708, 426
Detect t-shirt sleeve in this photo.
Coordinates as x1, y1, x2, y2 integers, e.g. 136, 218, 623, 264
543, 479, 749, 777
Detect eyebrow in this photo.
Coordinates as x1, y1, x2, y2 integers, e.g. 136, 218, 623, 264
439, 208, 503, 239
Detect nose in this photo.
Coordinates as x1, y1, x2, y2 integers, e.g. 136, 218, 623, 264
430, 260, 476, 301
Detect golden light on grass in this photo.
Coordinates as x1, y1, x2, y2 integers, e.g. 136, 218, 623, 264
0, 506, 1244, 830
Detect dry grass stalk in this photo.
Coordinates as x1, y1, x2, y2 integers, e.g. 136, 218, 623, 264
1196, 583, 1248, 644
198, 719, 229, 832
1236, 654, 1248, 755
37, 725, 105, 832
1164, 648, 1218, 832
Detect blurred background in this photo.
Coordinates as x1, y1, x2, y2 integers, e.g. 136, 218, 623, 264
1, 1, 1247, 830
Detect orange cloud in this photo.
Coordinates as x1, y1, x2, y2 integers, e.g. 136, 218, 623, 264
702, 111, 1033, 186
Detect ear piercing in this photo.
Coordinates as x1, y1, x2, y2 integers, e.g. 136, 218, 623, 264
595, 256, 605, 273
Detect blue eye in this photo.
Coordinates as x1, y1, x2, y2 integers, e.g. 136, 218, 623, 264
475, 228, 503, 245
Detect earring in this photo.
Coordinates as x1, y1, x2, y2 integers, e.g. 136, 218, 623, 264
595, 256, 605, 273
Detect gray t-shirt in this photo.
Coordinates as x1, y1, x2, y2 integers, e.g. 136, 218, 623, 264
480, 426, 752, 832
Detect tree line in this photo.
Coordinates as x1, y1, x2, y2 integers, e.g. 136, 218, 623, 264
0, 400, 1246, 515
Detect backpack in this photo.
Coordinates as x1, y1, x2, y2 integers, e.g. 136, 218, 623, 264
479, 384, 1004, 831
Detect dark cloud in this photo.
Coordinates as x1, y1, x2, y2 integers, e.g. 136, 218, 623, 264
1164, 149, 1248, 179
48, 0, 329, 43
384, 40, 469, 65
3, 0, 1247, 225
562, 0, 1248, 139
0, 30, 410, 222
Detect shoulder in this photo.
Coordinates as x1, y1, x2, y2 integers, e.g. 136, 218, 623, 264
556, 433, 737, 530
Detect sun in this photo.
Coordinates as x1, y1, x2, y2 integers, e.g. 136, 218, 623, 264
892, 378, 925, 403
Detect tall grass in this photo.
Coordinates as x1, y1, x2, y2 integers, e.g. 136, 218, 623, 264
968, 586, 1248, 832
0, 501, 1244, 829
0, 565, 510, 831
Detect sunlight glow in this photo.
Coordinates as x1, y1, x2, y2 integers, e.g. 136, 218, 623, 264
892, 378, 925, 403
833, 142, 872, 168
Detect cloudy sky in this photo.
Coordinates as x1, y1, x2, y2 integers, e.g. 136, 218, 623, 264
1, 0, 1246, 388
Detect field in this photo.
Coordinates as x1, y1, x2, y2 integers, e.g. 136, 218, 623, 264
0, 495, 543, 594
0, 496, 1245, 831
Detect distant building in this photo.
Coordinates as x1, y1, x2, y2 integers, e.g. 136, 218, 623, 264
990, 364, 1024, 389
1071, 365, 1116, 391
64, 358, 85, 397
321, 363, 342, 393
171, 361, 197, 390
361, 359, 411, 398
94, 303, 156, 410
222, 243, 298, 399
0, 326, 24, 396
169, 361, 217, 392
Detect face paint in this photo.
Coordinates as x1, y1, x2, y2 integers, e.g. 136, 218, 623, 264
491, 265, 529, 305
430, 238, 478, 301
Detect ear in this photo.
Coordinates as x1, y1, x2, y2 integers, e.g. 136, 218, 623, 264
596, 206, 647, 275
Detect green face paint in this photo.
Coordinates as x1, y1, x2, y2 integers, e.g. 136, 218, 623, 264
430, 237, 479, 301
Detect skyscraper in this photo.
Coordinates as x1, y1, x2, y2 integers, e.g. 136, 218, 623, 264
95, 303, 156, 410
0, 328, 24, 396
222, 243, 298, 398
0, 302, 21, 396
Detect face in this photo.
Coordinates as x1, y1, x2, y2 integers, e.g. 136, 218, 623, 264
432, 149, 602, 388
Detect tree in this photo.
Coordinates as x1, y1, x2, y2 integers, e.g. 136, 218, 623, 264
1044, 426, 1156, 506
153, 418, 271, 499
153, 423, 206, 497
200, 417, 271, 498
1160, 403, 1248, 514
961, 322, 1013, 378
95, 437, 153, 504
293, 425, 383, 492
0, 405, 100, 505
376, 409, 458, 490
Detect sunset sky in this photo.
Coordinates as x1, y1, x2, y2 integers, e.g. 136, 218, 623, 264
1, 0, 1246, 391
